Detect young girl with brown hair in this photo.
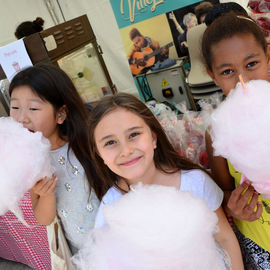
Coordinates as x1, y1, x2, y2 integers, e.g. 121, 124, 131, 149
89, 92, 243, 269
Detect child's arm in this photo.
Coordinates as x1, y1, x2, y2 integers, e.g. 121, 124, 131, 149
205, 130, 262, 221
214, 206, 244, 270
205, 131, 234, 190
30, 175, 57, 225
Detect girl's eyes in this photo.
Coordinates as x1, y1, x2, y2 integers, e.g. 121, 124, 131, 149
103, 132, 140, 147
10, 106, 39, 111
221, 69, 233, 76
246, 61, 258, 68
220, 61, 259, 76
129, 132, 140, 139
104, 140, 116, 147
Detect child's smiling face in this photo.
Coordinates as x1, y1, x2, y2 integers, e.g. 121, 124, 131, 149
94, 107, 157, 185
207, 33, 270, 95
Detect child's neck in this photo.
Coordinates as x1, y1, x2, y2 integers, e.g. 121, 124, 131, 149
118, 168, 181, 192
50, 136, 67, 150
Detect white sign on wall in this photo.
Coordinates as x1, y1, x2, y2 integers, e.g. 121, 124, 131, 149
0, 39, 33, 82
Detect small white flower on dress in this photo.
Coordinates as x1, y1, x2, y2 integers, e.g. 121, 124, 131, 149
86, 203, 94, 212
72, 165, 79, 175
65, 183, 72, 192
58, 156, 65, 165
60, 209, 68, 218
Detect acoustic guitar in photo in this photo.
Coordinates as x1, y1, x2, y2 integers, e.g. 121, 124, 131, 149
130, 42, 174, 75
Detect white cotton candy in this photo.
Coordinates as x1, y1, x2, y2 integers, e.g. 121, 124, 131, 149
210, 80, 270, 195
72, 184, 228, 270
0, 117, 53, 220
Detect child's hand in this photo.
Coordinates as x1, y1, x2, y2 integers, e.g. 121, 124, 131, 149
227, 181, 263, 222
32, 174, 57, 198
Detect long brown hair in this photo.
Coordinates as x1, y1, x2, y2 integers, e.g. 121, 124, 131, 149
89, 93, 208, 198
9, 64, 105, 200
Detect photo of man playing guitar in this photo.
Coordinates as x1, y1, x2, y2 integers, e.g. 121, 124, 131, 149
128, 28, 176, 75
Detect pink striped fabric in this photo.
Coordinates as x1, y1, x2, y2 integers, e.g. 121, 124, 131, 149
0, 192, 51, 270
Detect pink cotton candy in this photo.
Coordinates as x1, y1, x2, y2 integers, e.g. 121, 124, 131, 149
210, 80, 270, 196
0, 117, 53, 219
72, 185, 228, 270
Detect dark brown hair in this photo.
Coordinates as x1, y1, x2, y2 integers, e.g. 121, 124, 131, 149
202, 12, 267, 71
9, 64, 104, 200
89, 93, 208, 198
129, 28, 142, 40
15, 17, 44, 39
194, 1, 213, 23
204, 2, 248, 26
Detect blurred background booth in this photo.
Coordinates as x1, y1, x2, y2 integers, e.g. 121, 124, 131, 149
0, 15, 116, 116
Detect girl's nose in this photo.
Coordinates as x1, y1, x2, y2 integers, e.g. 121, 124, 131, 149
120, 142, 134, 157
17, 110, 29, 124
238, 72, 249, 84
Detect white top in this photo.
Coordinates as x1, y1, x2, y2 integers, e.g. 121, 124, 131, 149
94, 169, 223, 228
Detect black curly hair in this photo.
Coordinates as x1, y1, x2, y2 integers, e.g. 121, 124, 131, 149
15, 17, 44, 39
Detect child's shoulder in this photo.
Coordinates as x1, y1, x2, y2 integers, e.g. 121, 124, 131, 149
94, 187, 122, 229
181, 169, 211, 192
181, 169, 218, 191
181, 169, 223, 211
101, 186, 123, 205
181, 169, 210, 183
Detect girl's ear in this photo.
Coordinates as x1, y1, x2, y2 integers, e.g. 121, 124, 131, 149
266, 44, 270, 68
56, 105, 67, 124
206, 67, 219, 86
152, 131, 157, 149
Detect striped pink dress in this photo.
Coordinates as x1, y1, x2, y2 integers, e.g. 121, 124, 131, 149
0, 192, 51, 269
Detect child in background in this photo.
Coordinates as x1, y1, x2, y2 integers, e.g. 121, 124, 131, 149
89, 93, 244, 269
202, 12, 270, 269
8, 64, 102, 255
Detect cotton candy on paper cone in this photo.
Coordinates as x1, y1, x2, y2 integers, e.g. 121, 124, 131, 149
210, 80, 270, 195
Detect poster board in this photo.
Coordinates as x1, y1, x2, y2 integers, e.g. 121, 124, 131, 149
109, 0, 219, 77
